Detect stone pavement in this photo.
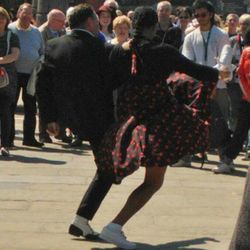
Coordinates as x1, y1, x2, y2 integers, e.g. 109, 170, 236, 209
0, 111, 249, 250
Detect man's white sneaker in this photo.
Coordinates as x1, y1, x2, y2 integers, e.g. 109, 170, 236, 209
212, 163, 234, 174
99, 225, 136, 249
171, 159, 191, 167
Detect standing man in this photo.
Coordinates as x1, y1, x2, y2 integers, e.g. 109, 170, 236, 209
9, 3, 44, 147
178, 0, 231, 168
38, 9, 66, 144
225, 13, 239, 38
38, 9, 66, 42
228, 14, 250, 158
155, 1, 182, 49
36, 4, 114, 239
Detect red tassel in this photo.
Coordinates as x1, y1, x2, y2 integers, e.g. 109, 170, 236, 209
131, 53, 137, 75
0, 68, 5, 77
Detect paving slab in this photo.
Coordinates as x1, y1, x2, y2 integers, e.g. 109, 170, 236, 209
0, 112, 249, 250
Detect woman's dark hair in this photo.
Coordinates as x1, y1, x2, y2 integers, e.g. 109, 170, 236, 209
130, 7, 158, 76
244, 27, 250, 46
132, 6, 158, 43
192, 0, 215, 25
97, 5, 114, 34
69, 3, 95, 29
176, 6, 192, 18
132, 6, 158, 30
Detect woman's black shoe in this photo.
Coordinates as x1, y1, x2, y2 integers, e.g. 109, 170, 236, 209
23, 139, 44, 147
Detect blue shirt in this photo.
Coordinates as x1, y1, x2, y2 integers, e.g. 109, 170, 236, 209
8, 22, 44, 74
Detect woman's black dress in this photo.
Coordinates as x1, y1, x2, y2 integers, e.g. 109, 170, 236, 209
96, 41, 219, 183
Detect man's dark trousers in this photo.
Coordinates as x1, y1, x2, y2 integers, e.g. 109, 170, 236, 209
76, 140, 113, 220
10, 73, 37, 143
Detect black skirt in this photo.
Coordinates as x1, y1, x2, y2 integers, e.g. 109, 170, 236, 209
95, 74, 216, 183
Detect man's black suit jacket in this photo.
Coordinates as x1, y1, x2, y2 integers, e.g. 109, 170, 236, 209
36, 29, 114, 143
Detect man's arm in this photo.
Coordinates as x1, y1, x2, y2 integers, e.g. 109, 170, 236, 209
182, 33, 196, 61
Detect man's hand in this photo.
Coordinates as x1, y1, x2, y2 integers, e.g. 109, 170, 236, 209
218, 65, 231, 82
47, 122, 60, 136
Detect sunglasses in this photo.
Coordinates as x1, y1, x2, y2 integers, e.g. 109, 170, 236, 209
179, 16, 189, 19
194, 12, 208, 18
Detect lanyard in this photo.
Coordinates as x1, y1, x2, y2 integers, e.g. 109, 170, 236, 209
237, 34, 243, 55
201, 29, 212, 63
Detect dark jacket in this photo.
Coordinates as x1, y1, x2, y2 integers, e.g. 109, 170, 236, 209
155, 21, 182, 49
36, 30, 114, 142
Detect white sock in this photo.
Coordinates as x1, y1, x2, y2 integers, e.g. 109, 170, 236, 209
72, 215, 88, 229
107, 222, 122, 231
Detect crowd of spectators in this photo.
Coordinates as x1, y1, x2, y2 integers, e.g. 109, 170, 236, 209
0, 0, 250, 167
1, 1, 250, 249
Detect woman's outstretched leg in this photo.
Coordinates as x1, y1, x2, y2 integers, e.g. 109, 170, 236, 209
100, 166, 167, 249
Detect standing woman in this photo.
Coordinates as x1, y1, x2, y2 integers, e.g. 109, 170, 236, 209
176, 6, 192, 46
0, 7, 20, 156
108, 15, 132, 122
97, 7, 229, 249
110, 15, 131, 45
97, 5, 114, 42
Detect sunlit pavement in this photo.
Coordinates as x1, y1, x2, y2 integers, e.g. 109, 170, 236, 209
0, 110, 249, 250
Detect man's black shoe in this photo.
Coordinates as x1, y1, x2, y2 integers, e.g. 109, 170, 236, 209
61, 135, 72, 144
23, 139, 44, 147
70, 138, 83, 147
39, 136, 53, 143
68, 224, 99, 240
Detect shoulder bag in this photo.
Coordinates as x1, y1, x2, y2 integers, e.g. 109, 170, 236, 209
0, 31, 11, 89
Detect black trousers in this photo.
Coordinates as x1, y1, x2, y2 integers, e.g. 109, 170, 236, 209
10, 73, 37, 143
38, 113, 50, 139
76, 139, 113, 220
229, 167, 250, 250
0, 94, 12, 147
227, 81, 243, 130
223, 101, 250, 160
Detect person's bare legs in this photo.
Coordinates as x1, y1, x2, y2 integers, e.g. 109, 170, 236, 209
113, 166, 167, 226
100, 166, 167, 249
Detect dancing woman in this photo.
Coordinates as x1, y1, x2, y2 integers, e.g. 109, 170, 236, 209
96, 6, 230, 250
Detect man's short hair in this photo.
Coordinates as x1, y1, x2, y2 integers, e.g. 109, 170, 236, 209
192, 0, 215, 25
47, 9, 65, 22
226, 13, 239, 23
68, 3, 95, 29
192, 0, 215, 14
17, 3, 32, 15
157, 1, 172, 13
239, 14, 250, 26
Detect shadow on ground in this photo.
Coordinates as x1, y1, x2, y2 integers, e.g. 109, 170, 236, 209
186, 165, 247, 178
8, 145, 90, 156
90, 237, 219, 250
0, 154, 66, 165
